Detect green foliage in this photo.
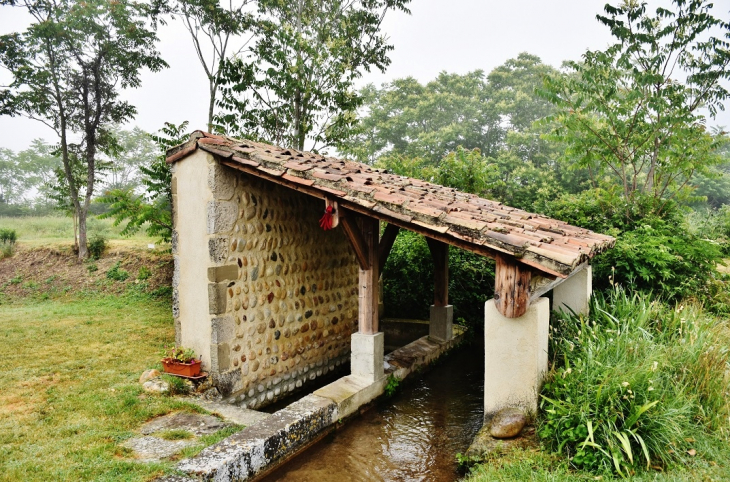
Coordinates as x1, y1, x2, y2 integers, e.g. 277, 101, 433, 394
106, 261, 129, 282
138, 266, 152, 281
595, 222, 724, 302
540, 289, 730, 476
162, 345, 198, 363
86, 263, 98, 273
433, 147, 497, 197
0, 228, 17, 245
343, 54, 558, 166
87, 234, 107, 260
158, 429, 194, 441
382, 230, 494, 331
217, 0, 411, 151
539, 0, 730, 219
455, 452, 482, 472
0, 0, 167, 259
375, 154, 435, 180
342, 71, 502, 164
161, 374, 192, 395
98, 121, 188, 243
384, 374, 400, 397
545, 190, 724, 303
0, 228, 17, 259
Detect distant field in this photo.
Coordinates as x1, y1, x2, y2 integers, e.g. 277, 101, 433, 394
0, 216, 159, 249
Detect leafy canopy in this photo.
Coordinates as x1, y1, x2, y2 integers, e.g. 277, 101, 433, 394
216, 0, 411, 152
539, 0, 730, 218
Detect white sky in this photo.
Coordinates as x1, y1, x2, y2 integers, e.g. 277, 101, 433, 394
1, 0, 729, 153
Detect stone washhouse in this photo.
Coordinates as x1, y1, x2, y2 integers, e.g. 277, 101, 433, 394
167, 131, 614, 417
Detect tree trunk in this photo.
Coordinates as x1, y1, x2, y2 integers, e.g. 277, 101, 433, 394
208, 79, 217, 132
77, 210, 88, 259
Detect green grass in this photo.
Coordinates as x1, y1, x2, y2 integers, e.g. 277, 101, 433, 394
462, 446, 730, 481
0, 215, 156, 248
158, 429, 194, 441
463, 289, 730, 481
0, 293, 218, 481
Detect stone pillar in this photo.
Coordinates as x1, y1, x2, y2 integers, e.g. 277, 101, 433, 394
351, 332, 385, 383
553, 265, 592, 315
484, 297, 549, 417
429, 305, 453, 342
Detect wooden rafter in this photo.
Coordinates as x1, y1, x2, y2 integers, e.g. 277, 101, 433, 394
340, 210, 370, 270
377, 223, 400, 274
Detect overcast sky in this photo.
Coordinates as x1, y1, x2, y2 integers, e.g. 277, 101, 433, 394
1, 0, 729, 153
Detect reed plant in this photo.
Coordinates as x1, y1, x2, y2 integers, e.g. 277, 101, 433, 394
539, 289, 730, 477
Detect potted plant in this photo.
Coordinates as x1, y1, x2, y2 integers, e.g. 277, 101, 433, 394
161, 345, 202, 378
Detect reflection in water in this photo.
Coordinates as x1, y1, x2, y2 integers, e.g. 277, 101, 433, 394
260, 346, 484, 482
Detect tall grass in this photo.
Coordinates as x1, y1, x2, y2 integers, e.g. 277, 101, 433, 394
0, 215, 153, 245
539, 289, 730, 477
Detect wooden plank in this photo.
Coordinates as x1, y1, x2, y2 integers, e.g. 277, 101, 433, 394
358, 216, 380, 335
340, 211, 370, 270
494, 254, 532, 318
529, 262, 587, 302
426, 238, 449, 307
377, 224, 400, 274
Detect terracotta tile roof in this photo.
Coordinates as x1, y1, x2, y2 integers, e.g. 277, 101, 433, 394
167, 132, 615, 278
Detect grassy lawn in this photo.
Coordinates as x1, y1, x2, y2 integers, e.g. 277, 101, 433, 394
0, 293, 222, 482
0, 215, 158, 249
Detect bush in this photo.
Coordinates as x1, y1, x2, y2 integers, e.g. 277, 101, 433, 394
87, 234, 107, 260
106, 261, 129, 281
539, 289, 730, 476
592, 220, 724, 302
545, 190, 724, 304
0, 228, 17, 259
0, 228, 17, 244
381, 230, 494, 332
137, 266, 152, 280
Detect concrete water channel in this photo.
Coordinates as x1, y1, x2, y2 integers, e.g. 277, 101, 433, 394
258, 345, 484, 482
163, 321, 483, 481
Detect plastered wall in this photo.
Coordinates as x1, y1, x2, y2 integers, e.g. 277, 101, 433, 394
173, 155, 359, 407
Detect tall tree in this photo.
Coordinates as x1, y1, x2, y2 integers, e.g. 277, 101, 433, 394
16, 138, 62, 205
0, 0, 167, 259
98, 121, 190, 243
0, 148, 26, 204
341, 72, 502, 165
217, 0, 411, 152
173, 0, 254, 131
540, 0, 730, 218
105, 126, 158, 191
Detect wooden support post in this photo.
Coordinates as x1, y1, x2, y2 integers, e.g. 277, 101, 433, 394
494, 254, 532, 318
377, 223, 400, 274
426, 237, 449, 307
357, 216, 379, 335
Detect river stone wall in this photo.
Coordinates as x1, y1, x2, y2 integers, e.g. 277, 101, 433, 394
172, 152, 358, 408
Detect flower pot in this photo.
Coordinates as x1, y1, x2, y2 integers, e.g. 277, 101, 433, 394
162, 358, 202, 378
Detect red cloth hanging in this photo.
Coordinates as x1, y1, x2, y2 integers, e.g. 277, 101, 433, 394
319, 205, 334, 230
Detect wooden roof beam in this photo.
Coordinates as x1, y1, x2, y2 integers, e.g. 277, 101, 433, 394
494, 254, 532, 318
377, 223, 400, 274
340, 209, 371, 271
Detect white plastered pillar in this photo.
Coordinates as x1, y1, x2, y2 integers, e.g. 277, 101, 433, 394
484, 297, 549, 417
552, 265, 592, 315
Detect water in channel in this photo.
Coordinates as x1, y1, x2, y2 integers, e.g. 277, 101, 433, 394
259, 344, 485, 482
